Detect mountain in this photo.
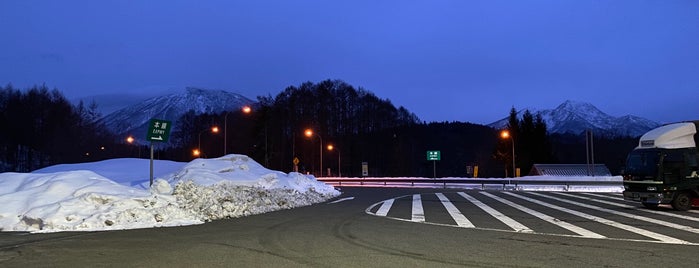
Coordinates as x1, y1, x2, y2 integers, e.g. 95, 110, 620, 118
488, 100, 660, 137
99, 87, 255, 142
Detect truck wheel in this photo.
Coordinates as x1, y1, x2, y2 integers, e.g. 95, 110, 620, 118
671, 192, 692, 211
642, 202, 659, 209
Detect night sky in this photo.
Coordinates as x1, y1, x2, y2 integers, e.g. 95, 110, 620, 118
1, 1, 697, 124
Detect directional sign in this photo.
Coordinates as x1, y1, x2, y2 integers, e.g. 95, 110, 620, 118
427, 150, 441, 161
146, 119, 172, 142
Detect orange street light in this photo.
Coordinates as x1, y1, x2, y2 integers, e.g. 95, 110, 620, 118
192, 149, 201, 157
304, 128, 323, 177
327, 144, 341, 177
126, 136, 140, 157
500, 130, 510, 139
500, 130, 515, 177
224, 106, 252, 155
197, 126, 219, 158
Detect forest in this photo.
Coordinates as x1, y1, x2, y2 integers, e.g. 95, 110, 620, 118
0, 81, 638, 176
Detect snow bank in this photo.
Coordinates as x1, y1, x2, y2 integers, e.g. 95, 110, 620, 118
168, 155, 339, 221
0, 171, 200, 232
0, 155, 340, 233
170, 155, 337, 195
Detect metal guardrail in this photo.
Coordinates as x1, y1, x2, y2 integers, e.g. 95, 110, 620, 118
316, 178, 622, 190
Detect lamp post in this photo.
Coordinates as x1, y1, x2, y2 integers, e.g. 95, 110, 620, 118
126, 135, 140, 158
500, 130, 515, 177
224, 105, 252, 156
327, 144, 341, 177
195, 126, 219, 158
305, 129, 322, 177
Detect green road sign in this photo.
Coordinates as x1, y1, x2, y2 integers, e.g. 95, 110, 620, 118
427, 150, 441, 161
146, 119, 172, 142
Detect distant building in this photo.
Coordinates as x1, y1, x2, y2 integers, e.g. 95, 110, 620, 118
529, 164, 611, 176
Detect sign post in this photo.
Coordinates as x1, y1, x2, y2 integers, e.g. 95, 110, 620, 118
426, 151, 441, 178
146, 119, 172, 187
293, 157, 300, 173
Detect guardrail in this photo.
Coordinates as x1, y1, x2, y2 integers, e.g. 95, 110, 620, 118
316, 177, 622, 191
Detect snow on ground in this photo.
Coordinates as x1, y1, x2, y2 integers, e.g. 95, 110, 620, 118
0, 155, 339, 233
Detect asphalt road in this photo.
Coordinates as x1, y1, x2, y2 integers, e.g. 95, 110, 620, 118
1, 187, 698, 267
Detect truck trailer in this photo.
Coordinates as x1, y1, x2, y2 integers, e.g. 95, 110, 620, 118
622, 121, 699, 211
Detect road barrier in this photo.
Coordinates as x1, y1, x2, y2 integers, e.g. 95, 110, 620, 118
316, 177, 622, 191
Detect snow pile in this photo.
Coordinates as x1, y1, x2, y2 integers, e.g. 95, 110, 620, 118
169, 155, 337, 195
0, 155, 340, 233
168, 155, 339, 221
174, 182, 333, 221
0, 171, 200, 232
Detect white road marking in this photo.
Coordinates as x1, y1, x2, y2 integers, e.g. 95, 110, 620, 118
329, 197, 355, 204
512, 192, 689, 244
375, 199, 394, 216
580, 193, 623, 200
541, 192, 699, 235
481, 192, 605, 238
412, 194, 425, 222
435, 193, 474, 227
458, 192, 533, 233
555, 192, 699, 223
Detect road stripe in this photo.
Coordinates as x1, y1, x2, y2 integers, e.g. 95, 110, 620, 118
412, 194, 425, 222
435, 193, 474, 227
329, 197, 355, 204
541, 192, 699, 234
458, 192, 532, 233
580, 193, 623, 200
375, 199, 394, 216
511, 192, 689, 244
555, 192, 699, 223
480, 192, 605, 238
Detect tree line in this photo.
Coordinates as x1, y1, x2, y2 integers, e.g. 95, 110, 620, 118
0, 84, 121, 171
1, 80, 639, 176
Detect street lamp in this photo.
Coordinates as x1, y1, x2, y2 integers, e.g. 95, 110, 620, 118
126, 136, 141, 158
500, 130, 515, 177
327, 144, 341, 177
196, 126, 219, 158
305, 129, 323, 177
224, 105, 252, 155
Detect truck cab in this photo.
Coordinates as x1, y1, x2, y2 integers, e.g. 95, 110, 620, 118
622, 121, 699, 211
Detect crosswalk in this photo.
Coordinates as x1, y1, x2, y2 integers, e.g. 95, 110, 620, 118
366, 191, 699, 245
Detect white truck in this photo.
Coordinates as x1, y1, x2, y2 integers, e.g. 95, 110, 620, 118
622, 121, 699, 210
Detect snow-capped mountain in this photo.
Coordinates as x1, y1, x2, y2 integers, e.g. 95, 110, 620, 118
99, 87, 255, 141
488, 100, 660, 137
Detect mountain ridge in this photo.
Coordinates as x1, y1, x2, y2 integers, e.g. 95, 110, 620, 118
488, 100, 659, 137
98, 87, 255, 142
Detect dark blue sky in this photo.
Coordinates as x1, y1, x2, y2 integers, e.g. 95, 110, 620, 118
1, 1, 698, 124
